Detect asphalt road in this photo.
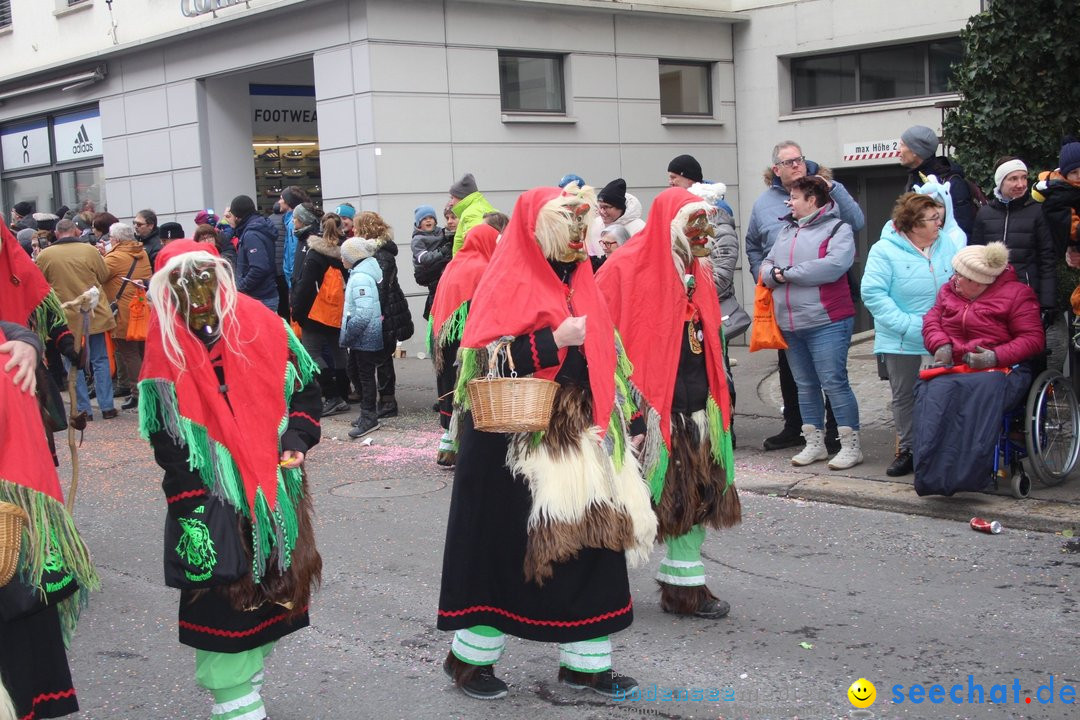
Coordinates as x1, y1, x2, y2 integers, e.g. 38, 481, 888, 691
56, 369, 1078, 720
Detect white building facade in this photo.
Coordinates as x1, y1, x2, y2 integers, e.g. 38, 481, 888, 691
0, 0, 982, 347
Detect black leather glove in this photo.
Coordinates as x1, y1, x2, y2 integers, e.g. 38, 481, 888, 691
932, 343, 953, 366
963, 345, 997, 370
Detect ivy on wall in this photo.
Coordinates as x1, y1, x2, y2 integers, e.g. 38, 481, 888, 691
943, 0, 1080, 188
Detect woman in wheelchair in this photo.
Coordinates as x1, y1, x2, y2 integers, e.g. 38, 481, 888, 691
914, 242, 1045, 496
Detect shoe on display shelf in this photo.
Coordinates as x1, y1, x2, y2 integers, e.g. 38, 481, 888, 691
264, 186, 283, 197
308, 185, 321, 197
284, 149, 305, 160
264, 168, 283, 178
284, 168, 304, 177
256, 148, 280, 160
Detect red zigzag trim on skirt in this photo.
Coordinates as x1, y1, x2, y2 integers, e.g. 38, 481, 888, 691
166, 488, 207, 504
20, 687, 77, 720
438, 599, 632, 627
178, 605, 308, 638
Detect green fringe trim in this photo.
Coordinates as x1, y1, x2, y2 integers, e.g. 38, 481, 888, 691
0, 479, 100, 645
707, 395, 735, 489
453, 347, 483, 408
647, 444, 670, 505
437, 302, 469, 349
284, 320, 319, 387
138, 333, 315, 582
607, 331, 636, 472
426, 314, 434, 356
30, 291, 67, 346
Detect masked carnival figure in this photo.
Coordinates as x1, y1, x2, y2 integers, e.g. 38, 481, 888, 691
138, 240, 323, 720
437, 186, 657, 700
596, 187, 741, 620
427, 222, 499, 466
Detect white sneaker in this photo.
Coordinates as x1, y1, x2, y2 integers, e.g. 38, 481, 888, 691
828, 426, 864, 470
791, 424, 827, 466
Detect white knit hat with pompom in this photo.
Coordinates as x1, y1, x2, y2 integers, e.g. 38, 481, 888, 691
952, 241, 1009, 284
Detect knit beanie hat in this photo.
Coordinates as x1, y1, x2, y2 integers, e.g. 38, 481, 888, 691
449, 173, 478, 199
340, 237, 379, 269
414, 204, 437, 227
597, 178, 628, 211
993, 159, 1028, 195
334, 204, 357, 219
667, 154, 703, 183
952, 241, 1009, 284
194, 209, 219, 227
12, 201, 33, 216
159, 222, 185, 240
1059, 137, 1080, 176
16, 227, 34, 249
293, 203, 318, 227
901, 125, 939, 161
229, 194, 257, 221
558, 173, 586, 189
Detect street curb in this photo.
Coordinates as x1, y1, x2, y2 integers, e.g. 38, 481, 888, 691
736, 464, 1080, 535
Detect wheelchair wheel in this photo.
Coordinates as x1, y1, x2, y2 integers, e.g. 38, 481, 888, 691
1024, 370, 1080, 486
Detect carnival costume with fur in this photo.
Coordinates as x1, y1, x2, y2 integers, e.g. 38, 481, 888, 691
596, 187, 740, 616
0, 322, 98, 720
0, 222, 95, 719
427, 223, 499, 465
437, 186, 656, 696
139, 241, 323, 720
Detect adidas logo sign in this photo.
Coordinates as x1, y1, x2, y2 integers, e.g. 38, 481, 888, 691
72, 124, 94, 155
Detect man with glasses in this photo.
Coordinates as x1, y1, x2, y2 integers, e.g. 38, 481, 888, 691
133, 209, 163, 268
745, 141, 865, 452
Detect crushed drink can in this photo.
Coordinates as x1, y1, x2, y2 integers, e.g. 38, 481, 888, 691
970, 517, 1002, 534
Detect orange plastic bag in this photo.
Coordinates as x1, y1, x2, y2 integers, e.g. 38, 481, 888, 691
748, 279, 788, 352
126, 289, 149, 341
308, 269, 345, 329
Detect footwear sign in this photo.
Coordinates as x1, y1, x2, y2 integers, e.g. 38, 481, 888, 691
250, 84, 317, 136
53, 109, 102, 162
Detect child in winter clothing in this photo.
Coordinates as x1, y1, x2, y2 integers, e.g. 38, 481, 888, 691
339, 237, 384, 438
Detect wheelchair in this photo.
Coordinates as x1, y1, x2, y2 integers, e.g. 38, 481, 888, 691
992, 369, 1080, 498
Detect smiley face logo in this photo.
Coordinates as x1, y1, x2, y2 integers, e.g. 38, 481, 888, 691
847, 678, 876, 708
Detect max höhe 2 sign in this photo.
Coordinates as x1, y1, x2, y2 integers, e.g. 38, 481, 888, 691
180, 0, 250, 18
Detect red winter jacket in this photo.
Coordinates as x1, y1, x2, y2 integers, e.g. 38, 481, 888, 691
922, 266, 1045, 367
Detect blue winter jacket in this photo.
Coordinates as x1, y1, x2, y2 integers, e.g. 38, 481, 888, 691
282, 209, 297, 288
745, 160, 865, 283
861, 178, 966, 355
234, 213, 279, 306
339, 256, 384, 351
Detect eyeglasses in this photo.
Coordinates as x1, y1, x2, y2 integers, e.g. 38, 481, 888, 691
918, 214, 942, 225
133, 221, 148, 228
775, 156, 806, 169
600, 239, 619, 247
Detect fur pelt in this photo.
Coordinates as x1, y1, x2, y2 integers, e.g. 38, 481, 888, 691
658, 581, 718, 616
655, 410, 741, 539
195, 474, 322, 619
444, 650, 485, 687
509, 384, 656, 586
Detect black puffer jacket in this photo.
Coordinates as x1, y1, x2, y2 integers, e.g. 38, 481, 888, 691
906, 156, 976, 237
373, 235, 414, 347
290, 222, 319, 289
290, 234, 348, 329
970, 196, 1056, 310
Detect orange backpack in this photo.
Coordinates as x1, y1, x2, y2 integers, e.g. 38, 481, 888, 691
308, 268, 346, 328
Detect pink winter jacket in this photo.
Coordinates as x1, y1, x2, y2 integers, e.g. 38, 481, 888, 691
922, 266, 1045, 367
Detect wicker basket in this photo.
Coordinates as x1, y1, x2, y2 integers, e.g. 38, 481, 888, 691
468, 340, 558, 433
0, 501, 28, 588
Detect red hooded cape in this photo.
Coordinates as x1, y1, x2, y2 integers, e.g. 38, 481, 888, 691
595, 187, 732, 449
139, 240, 290, 519
429, 223, 499, 338
0, 222, 53, 326
461, 187, 617, 430
0, 324, 63, 502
